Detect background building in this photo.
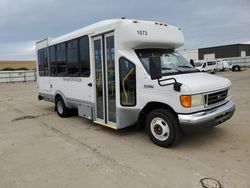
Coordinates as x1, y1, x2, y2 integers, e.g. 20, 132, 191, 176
178, 49, 198, 61
179, 41, 250, 61
199, 42, 250, 60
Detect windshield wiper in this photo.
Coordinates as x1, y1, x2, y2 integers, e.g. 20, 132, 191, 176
177, 65, 193, 68
162, 67, 184, 73
177, 65, 200, 72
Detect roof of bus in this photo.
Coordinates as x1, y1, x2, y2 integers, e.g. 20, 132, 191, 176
48, 19, 183, 47
50, 19, 121, 45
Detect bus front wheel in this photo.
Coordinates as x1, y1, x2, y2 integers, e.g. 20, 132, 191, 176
145, 109, 181, 147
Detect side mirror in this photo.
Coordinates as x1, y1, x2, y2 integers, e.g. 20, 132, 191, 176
149, 56, 162, 80
190, 59, 195, 67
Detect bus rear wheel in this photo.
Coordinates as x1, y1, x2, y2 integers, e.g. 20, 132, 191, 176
145, 109, 181, 147
55, 97, 70, 117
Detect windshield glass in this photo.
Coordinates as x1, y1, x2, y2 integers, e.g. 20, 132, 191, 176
195, 61, 203, 67
135, 49, 198, 76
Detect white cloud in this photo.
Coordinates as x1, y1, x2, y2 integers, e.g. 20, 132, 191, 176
0, 41, 36, 60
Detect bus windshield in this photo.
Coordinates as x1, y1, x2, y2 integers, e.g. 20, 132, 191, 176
135, 49, 198, 76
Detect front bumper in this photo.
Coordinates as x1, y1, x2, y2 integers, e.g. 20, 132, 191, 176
178, 101, 235, 132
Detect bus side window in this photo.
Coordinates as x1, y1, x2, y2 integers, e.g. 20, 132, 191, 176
119, 57, 136, 106
79, 36, 90, 77
56, 43, 67, 76
38, 49, 44, 76
49, 46, 57, 76
44, 48, 49, 76
38, 48, 48, 76
67, 39, 79, 77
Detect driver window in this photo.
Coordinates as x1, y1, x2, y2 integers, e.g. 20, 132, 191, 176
202, 63, 206, 68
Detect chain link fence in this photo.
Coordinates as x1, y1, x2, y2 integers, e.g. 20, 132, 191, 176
0, 70, 36, 83
224, 56, 250, 67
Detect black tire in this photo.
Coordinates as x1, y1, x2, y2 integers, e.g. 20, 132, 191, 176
55, 97, 71, 117
145, 109, 181, 147
236, 65, 241, 71
211, 69, 215, 74
232, 65, 241, 72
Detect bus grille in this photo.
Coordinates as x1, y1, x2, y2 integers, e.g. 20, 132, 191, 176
205, 89, 228, 106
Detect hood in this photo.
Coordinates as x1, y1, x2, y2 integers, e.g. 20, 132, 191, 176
174, 73, 231, 93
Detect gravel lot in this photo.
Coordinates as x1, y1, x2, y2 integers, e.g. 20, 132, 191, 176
0, 69, 249, 188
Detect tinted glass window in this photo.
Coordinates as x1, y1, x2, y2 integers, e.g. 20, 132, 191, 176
207, 61, 216, 66
49, 46, 57, 76
44, 49, 49, 76
194, 61, 203, 67
135, 49, 198, 76
119, 57, 136, 106
56, 43, 67, 76
79, 36, 90, 77
37, 49, 45, 76
67, 39, 79, 76
94, 39, 103, 119
106, 35, 116, 122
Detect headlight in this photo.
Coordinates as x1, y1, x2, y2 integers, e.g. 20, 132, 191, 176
191, 94, 204, 107
180, 94, 204, 108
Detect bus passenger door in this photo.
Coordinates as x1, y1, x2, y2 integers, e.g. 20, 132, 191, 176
92, 33, 116, 128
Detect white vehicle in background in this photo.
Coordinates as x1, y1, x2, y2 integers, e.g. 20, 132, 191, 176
195, 60, 217, 73
217, 60, 241, 72
36, 19, 235, 147
216, 60, 232, 71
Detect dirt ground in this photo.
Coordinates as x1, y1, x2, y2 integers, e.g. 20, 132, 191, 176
0, 69, 249, 188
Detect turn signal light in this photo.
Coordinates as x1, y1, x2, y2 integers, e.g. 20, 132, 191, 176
180, 95, 191, 108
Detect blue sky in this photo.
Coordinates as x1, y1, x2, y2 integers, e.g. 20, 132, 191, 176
0, 0, 250, 60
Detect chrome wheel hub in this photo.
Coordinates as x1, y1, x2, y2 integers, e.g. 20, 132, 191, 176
57, 100, 63, 114
150, 117, 170, 141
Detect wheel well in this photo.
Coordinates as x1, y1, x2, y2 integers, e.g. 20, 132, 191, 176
55, 94, 62, 102
137, 102, 177, 129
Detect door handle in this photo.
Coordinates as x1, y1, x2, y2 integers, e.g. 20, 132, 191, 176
88, 83, 92, 87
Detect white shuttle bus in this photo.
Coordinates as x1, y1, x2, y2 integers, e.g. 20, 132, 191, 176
36, 19, 235, 147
